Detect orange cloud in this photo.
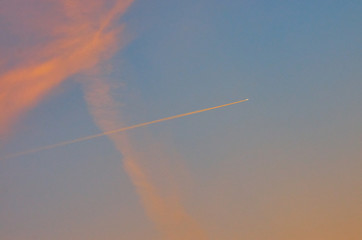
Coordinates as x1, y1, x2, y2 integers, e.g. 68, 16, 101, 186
0, 0, 133, 136
1, 1, 208, 238
84, 78, 208, 240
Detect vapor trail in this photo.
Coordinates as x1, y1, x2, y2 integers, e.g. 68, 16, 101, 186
1, 1, 212, 238
2, 99, 248, 160
83, 77, 210, 240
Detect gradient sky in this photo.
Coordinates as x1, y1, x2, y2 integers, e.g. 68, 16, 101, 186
1, 1, 361, 239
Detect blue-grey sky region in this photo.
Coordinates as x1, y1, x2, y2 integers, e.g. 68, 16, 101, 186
1, 1, 361, 239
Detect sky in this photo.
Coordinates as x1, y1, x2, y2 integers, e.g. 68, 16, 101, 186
0, 0, 361, 239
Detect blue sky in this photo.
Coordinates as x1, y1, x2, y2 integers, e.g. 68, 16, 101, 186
1, 1, 361, 239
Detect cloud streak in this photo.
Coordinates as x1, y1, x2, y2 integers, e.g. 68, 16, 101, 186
0, 0, 133, 137
84, 78, 209, 239
1, 1, 208, 238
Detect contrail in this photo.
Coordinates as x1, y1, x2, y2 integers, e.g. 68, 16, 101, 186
83, 78, 209, 239
2, 98, 248, 160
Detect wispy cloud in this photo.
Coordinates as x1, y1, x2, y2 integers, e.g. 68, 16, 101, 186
84, 78, 208, 240
0, 1, 208, 238
0, 0, 132, 136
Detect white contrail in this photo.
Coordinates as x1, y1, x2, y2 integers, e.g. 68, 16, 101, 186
2, 98, 248, 160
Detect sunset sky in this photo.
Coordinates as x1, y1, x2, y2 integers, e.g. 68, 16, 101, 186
1, 1, 361, 239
